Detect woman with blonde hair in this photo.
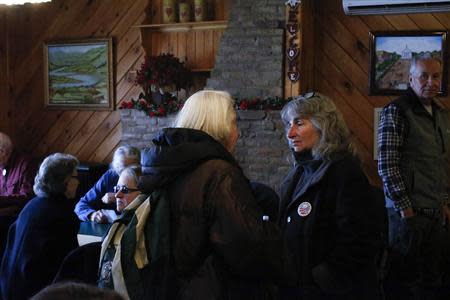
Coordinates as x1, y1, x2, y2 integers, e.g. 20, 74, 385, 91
103, 90, 285, 300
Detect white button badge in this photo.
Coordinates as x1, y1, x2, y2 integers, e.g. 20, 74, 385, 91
297, 202, 312, 217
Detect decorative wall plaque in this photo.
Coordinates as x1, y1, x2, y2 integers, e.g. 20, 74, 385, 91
285, 0, 301, 82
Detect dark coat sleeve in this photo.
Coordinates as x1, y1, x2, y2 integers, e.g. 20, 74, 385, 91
207, 165, 285, 281
311, 160, 382, 293
18, 218, 79, 298
249, 181, 280, 222
1, 197, 79, 300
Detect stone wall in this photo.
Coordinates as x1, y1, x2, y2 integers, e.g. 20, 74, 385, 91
206, 0, 285, 98
120, 109, 292, 191
120, 1, 289, 191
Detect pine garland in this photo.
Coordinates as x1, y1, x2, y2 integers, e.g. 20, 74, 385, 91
120, 94, 293, 117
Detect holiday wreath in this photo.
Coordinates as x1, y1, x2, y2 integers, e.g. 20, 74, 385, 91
119, 53, 190, 117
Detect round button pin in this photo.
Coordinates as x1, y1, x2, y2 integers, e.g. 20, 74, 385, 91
297, 202, 312, 217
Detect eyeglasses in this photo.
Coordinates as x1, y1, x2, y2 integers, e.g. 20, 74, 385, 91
113, 185, 140, 194
283, 91, 318, 129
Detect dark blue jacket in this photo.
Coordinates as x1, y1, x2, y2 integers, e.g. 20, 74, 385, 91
0, 195, 79, 300
74, 169, 118, 221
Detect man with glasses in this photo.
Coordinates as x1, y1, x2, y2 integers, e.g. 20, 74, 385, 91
0, 132, 37, 259
377, 55, 450, 299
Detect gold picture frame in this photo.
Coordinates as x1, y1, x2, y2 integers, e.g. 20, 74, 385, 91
43, 38, 114, 110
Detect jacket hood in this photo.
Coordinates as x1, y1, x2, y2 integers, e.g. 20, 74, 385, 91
139, 128, 238, 193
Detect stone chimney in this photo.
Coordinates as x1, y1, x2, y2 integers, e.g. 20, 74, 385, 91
206, 0, 285, 98
120, 1, 291, 191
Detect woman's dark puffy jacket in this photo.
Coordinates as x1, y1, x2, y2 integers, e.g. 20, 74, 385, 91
139, 128, 286, 300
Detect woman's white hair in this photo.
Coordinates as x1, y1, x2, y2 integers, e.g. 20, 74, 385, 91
281, 92, 356, 160
409, 55, 442, 76
174, 90, 236, 147
111, 145, 141, 175
119, 165, 142, 188
33, 153, 79, 197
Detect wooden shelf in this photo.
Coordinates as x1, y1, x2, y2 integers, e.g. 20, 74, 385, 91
137, 0, 230, 91
134, 20, 228, 33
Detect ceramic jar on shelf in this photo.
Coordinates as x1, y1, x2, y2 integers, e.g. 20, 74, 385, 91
162, 0, 176, 23
194, 0, 206, 22
178, 1, 190, 23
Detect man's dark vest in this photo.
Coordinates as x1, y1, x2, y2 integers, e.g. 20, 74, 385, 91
394, 90, 449, 209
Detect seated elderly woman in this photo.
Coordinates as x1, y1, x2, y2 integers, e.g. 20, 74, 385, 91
278, 92, 385, 300
98, 166, 145, 290
97, 90, 284, 300
52, 166, 144, 288
113, 165, 143, 213
0, 153, 80, 300
75, 145, 141, 223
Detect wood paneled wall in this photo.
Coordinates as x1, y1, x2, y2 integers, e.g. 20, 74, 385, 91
297, 0, 450, 185
141, 0, 230, 71
1, 0, 449, 185
140, 29, 225, 71
0, 0, 149, 163
0, 8, 10, 135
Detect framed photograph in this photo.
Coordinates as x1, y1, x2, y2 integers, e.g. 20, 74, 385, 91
44, 38, 114, 110
369, 31, 448, 96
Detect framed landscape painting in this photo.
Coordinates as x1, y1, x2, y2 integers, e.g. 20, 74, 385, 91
44, 38, 114, 110
369, 31, 448, 96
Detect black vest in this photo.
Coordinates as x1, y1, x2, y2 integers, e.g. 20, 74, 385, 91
394, 89, 449, 208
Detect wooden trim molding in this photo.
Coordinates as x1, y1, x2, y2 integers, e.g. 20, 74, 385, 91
133, 20, 227, 33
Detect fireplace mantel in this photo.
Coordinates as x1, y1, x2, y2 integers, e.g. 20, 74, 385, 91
120, 108, 291, 190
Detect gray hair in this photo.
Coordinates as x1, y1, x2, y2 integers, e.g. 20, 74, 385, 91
0, 132, 13, 154
281, 92, 355, 160
111, 145, 141, 175
409, 54, 442, 76
119, 165, 142, 188
33, 153, 79, 197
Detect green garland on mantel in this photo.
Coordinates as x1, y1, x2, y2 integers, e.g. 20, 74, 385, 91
119, 95, 293, 118
234, 97, 293, 111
